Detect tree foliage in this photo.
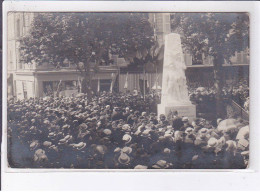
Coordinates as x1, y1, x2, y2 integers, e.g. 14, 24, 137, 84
19, 13, 155, 95
124, 42, 164, 73
20, 13, 155, 70
171, 13, 249, 117
171, 13, 249, 65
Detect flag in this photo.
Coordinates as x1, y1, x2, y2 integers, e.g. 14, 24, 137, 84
97, 77, 100, 93
136, 51, 142, 60
110, 73, 116, 93
124, 72, 128, 90
56, 80, 62, 97
139, 79, 148, 96
152, 74, 160, 90
146, 74, 150, 88
78, 77, 82, 93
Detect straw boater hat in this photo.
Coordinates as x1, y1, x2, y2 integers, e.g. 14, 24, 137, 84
62, 124, 70, 130
163, 148, 171, 154
96, 145, 106, 155
164, 133, 172, 139
158, 128, 164, 132
122, 124, 131, 131
142, 129, 151, 137
30, 126, 36, 131
114, 147, 121, 153
199, 128, 208, 134
73, 119, 78, 124
103, 129, 112, 136
121, 147, 132, 154
225, 140, 237, 152
182, 117, 189, 122
49, 145, 58, 152
76, 142, 86, 150
64, 135, 73, 142
48, 132, 56, 140
118, 153, 131, 165
152, 160, 168, 169
34, 148, 45, 155
58, 138, 68, 145
166, 126, 173, 130
158, 136, 165, 142
34, 149, 48, 163
57, 131, 64, 138
185, 127, 194, 134
30, 141, 39, 151
134, 165, 148, 169
43, 119, 50, 125
241, 150, 249, 156
207, 137, 218, 147
122, 134, 132, 144
117, 124, 123, 129
43, 141, 52, 147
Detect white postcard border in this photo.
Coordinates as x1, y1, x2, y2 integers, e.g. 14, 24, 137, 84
2, 1, 260, 190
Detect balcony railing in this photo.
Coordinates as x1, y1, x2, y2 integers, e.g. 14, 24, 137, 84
229, 51, 249, 64
20, 61, 119, 71
184, 50, 249, 67
19, 50, 249, 71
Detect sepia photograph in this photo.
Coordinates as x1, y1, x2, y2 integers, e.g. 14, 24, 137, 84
6, 12, 249, 169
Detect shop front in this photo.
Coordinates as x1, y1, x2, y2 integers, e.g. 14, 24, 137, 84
13, 68, 118, 100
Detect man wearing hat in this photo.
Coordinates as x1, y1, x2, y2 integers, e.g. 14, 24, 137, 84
218, 140, 245, 169
158, 114, 169, 128
122, 107, 131, 121
171, 111, 183, 131
180, 117, 193, 132
111, 107, 123, 121
149, 113, 159, 125
33, 149, 49, 168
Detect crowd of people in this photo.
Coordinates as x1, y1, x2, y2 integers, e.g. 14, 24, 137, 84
188, 79, 249, 114
8, 90, 249, 169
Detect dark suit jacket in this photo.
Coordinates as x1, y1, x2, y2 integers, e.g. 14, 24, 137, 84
172, 116, 183, 130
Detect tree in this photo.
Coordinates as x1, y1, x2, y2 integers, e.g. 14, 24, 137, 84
171, 13, 249, 118
129, 42, 164, 97
19, 13, 155, 97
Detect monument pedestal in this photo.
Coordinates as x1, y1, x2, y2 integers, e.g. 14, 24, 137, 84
157, 33, 196, 121
158, 103, 196, 121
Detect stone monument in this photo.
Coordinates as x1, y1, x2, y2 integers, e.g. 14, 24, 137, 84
158, 33, 196, 121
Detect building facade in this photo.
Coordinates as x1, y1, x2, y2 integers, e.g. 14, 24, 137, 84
7, 13, 119, 100
7, 12, 34, 98
8, 13, 249, 99
148, 13, 171, 47
118, 13, 249, 92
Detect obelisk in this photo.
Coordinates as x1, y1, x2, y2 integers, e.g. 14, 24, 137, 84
158, 33, 196, 121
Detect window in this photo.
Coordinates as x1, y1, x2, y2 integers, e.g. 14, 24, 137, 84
100, 79, 111, 92
22, 81, 27, 99
14, 80, 16, 97
62, 58, 70, 67
43, 81, 54, 96
192, 53, 203, 65
9, 50, 13, 65
25, 15, 30, 26
64, 81, 78, 90
237, 52, 242, 63
16, 19, 20, 37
